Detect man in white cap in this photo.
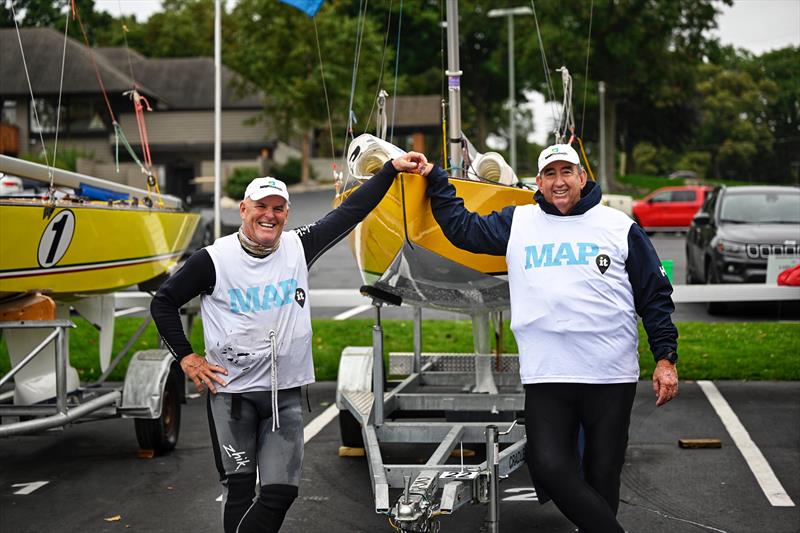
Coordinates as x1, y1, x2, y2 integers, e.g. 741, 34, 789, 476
151, 151, 429, 533
415, 143, 678, 533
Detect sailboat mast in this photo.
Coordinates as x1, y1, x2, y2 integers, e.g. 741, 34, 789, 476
445, 0, 463, 178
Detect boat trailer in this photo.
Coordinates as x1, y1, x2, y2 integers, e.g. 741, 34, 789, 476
0, 292, 192, 453
336, 286, 528, 532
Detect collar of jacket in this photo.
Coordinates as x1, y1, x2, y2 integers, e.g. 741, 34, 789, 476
533, 180, 602, 216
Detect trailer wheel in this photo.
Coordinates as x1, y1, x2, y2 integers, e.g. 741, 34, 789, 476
135, 368, 181, 454
339, 410, 364, 448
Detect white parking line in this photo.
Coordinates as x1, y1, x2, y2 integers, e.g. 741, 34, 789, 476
303, 403, 339, 444
698, 380, 795, 507
333, 304, 373, 321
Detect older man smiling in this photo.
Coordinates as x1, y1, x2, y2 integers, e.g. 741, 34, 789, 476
417, 143, 679, 533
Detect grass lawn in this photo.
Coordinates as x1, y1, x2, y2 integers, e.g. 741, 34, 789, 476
617, 174, 757, 198
1, 318, 798, 382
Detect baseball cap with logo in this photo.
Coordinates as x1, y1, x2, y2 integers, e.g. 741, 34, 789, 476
537, 144, 581, 175
244, 177, 290, 204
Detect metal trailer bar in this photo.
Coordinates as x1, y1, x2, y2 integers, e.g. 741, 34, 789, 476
89, 315, 152, 385
0, 391, 121, 437
0, 294, 178, 439
0, 324, 67, 388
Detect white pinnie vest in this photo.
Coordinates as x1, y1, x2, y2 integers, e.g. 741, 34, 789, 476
506, 203, 640, 384
201, 232, 313, 393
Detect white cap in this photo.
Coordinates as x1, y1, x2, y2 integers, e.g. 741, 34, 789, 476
537, 144, 580, 175
243, 177, 290, 204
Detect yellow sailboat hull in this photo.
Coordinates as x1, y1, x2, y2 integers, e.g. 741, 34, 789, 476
0, 200, 200, 298
335, 172, 535, 310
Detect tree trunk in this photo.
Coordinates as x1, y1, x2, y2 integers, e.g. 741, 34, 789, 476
301, 129, 312, 186
474, 103, 488, 153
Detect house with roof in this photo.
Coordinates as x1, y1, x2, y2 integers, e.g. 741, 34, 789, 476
1, 28, 442, 202
1, 27, 285, 204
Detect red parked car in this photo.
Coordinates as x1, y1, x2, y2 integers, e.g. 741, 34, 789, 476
632, 185, 712, 232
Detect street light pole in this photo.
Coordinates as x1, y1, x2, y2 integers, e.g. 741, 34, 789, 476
488, 6, 532, 174
598, 81, 608, 192
213, 0, 221, 240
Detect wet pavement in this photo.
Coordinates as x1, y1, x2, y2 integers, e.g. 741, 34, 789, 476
1, 380, 798, 532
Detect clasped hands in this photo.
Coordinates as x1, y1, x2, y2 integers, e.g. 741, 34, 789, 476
392, 151, 433, 176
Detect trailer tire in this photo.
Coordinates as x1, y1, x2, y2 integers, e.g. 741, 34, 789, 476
339, 410, 364, 449
135, 368, 182, 454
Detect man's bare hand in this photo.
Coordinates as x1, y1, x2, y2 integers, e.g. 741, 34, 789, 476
652, 359, 678, 406
392, 152, 429, 174
180, 353, 228, 394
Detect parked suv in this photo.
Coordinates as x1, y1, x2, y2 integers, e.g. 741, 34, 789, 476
632, 185, 712, 232
685, 185, 800, 284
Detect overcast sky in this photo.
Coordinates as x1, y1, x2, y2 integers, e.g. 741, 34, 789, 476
95, 0, 800, 55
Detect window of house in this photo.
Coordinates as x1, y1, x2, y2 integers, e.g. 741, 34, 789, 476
30, 99, 63, 134
1, 101, 17, 124
67, 98, 109, 132
29, 97, 110, 135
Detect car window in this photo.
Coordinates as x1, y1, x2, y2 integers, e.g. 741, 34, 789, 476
701, 189, 718, 214
720, 191, 800, 224
650, 191, 672, 203
671, 190, 696, 202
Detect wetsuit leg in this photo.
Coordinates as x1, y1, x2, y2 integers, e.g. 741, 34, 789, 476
236, 387, 303, 533
524, 383, 625, 533
580, 382, 637, 515
208, 392, 259, 533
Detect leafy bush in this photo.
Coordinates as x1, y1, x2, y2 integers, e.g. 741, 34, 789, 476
21, 147, 94, 172
675, 151, 711, 180
271, 158, 312, 185
224, 166, 259, 199
632, 142, 675, 176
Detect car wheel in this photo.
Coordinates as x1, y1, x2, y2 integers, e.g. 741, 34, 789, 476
705, 262, 726, 315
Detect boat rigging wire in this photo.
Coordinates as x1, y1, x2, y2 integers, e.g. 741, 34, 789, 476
439, 0, 448, 168
555, 66, 575, 144
68, 0, 163, 206
388, 0, 403, 144
312, 16, 338, 179
363, 0, 394, 135
341, 0, 369, 193
8, 0, 66, 195
529, 1, 559, 131
52, 13, 70, 182
579, 0, 594, 139
116, 0, 138, 86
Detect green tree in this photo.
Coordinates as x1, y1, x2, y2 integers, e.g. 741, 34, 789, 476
749, 47, 800, 182
516, 0, 731, 187
226, 1, 387, 184
693, 64, 777, 181
133, 0, 217, 58
1, 0, 118, 44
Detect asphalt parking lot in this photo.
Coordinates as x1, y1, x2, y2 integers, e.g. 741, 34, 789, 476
1, 380, 797, 533
2, 190, 798, 532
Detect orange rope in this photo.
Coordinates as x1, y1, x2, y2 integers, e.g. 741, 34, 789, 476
71, 0, 116, 125
576, 136, 597, 182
